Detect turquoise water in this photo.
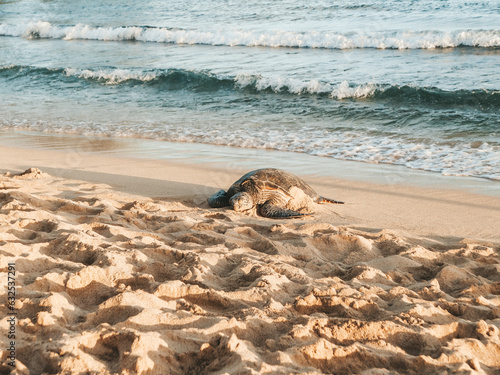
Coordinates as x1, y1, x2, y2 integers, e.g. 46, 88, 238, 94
1, 0, 499, 179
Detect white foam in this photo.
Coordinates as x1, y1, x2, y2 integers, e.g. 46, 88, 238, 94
64, 68, 157, 84
4, 116, 499, 180
1, 21, 499, 49
235, 74, 377, 98
331, 80, 377, 99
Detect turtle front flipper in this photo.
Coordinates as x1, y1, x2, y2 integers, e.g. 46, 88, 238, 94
259, 201, 310, 219
208, 190, 230, 208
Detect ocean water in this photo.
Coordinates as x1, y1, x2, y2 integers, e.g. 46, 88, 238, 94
1, 0, 499, 180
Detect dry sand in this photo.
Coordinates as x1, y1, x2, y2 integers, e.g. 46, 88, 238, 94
1, 146, 500, 374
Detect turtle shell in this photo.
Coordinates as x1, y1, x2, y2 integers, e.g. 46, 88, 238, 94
228, 168, 319, 201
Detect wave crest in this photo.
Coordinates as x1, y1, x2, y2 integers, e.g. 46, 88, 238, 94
1, 21, 500, 49
2, 65, 499, 108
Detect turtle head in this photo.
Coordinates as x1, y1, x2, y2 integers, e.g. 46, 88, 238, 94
230, 192, 254, 212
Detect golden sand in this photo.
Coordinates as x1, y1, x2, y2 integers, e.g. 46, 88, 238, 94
1, 164, 499, 374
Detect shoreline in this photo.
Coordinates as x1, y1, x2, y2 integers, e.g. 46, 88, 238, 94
0, 132, 499, 244
1, 130, 500, 197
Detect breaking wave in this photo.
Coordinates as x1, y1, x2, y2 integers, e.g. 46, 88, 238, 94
2, 65, 499, 109
1, 21, 500, 50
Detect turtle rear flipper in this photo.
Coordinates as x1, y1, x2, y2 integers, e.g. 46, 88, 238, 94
316, 196, 344, 204
259, 202, 311, 219
208, 190, 230, 208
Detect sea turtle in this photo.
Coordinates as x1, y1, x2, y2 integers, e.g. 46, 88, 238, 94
208, 168, 344, 218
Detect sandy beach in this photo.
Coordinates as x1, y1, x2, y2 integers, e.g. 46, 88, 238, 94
1, 144, 500, 374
